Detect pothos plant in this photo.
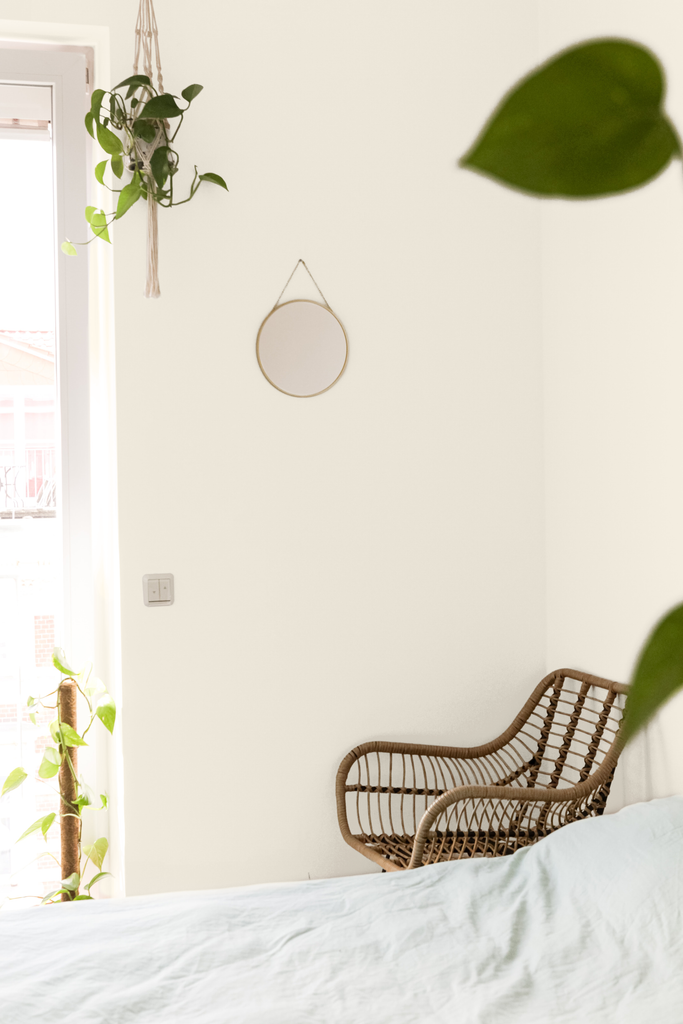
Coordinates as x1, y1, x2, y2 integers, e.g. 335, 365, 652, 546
0, 648, 116, 904
61, 74, 227, 255
460, 37, 683, 741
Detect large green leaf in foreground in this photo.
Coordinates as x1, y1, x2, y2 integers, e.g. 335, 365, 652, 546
622, 603, 683, 742
460, 38, 681, 197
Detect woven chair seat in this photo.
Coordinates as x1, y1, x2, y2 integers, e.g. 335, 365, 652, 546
337, 670, 626, 872
356, 827, 556, 868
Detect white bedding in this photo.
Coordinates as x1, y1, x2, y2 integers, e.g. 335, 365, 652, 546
2, 797, 682, 1023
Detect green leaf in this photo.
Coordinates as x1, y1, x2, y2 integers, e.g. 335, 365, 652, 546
85, 111, 95, 139
50, 719, 60, 744
99, 793, 108, 810
137, 93, 184, 119
60, 723, 88, 748
61, 241, 77, 256
622, 603, 683, 742
74, 778, 94, 810
84, 870, 112, 892
96, 121, 123, 156
198, 172, 228, 191
78, 662, 93, 686
61, 872, 80, 891
85, 206, 97, 224
90, 212, 111, 244
150, 145, 171, 188
181, 83, 203, 103
27, 696, 35, 707
41, 889, 68, 904
17, 816, 44, 841
39, 747, 61, 779
73, 894, 94, 901
53, 648, 77, 676
116, 178, 142, 219
460, 38, 681, 198
90, 88, 106, 120
29, 712, 37, 725
111, 153, 124, 179
94, 160, 108, 186
83, 837, 108, 870
1, 767, 27, 798
133, 121, 157, 143
96, 694, 116, 734
17, 812, 55, 842
113, 73, 151, 91
84, 677, 106, 698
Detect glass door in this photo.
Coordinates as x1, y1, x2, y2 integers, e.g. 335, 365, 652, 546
0, 82, 63, 903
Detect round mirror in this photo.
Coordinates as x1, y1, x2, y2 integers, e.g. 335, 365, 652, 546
256, 300, 348, 398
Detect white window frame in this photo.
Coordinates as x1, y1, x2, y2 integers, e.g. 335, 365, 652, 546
0, 38, 122, 895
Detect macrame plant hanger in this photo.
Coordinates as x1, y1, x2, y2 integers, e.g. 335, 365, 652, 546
133, 0, 164, 298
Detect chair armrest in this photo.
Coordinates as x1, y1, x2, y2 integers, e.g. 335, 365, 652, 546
336, 741, 492, 840
409, 779, 606, 868
335, 741, 534, 857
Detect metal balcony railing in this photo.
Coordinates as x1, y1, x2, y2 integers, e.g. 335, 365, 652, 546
0, 448, 56, 516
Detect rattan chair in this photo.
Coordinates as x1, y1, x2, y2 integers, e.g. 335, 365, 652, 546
336, 669, 628, 871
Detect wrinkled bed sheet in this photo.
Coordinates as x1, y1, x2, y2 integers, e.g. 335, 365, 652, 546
2, 797, 682, 1023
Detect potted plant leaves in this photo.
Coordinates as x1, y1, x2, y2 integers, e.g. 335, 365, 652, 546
62, 74, 227, 297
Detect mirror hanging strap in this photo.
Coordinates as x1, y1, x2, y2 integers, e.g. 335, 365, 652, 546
271, 259, 331, 312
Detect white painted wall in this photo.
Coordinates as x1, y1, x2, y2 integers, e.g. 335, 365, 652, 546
539, 0, 683, 803
0, 1, 548, 893
7, 0, 683, 896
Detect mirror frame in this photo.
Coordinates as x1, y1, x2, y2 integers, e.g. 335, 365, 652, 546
256, 299, 349, 398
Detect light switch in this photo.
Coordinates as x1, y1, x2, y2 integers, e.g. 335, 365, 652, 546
143, 574, 174, 607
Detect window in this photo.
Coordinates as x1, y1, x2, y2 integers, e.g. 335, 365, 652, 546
0, 48, 97, 905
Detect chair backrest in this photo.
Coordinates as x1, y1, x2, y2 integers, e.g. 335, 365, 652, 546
494, 669, 627, 792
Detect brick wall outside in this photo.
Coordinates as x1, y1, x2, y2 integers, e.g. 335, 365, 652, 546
34, 615, 55, 668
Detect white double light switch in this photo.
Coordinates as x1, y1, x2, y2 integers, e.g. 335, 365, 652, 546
143, 573, 174, 607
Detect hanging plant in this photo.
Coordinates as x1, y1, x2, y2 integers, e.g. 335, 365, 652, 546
61, 76, 227, 254
61, 0, 227, 298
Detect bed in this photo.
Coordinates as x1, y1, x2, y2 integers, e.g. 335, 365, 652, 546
2, 796, 682, 1023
